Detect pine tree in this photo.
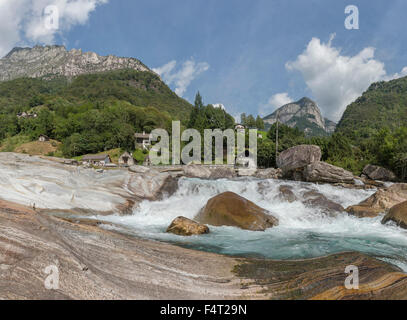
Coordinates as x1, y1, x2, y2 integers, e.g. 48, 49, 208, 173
189, 91, 203, 127
240, 113, 247, 126
256, 115, 265, 130
194, 91, 204, 109
246, 115, 256, 128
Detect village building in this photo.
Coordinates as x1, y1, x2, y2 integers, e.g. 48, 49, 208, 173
17, 112, 38, 119
234, 124, 246, 130
63, 159, 79, 166
235, 150, 256, 170
82, 154, 112, 167
118, 151, 135, 167
143, 154, 151, 166
38, 134, 50, 142
135, 132, 152, 150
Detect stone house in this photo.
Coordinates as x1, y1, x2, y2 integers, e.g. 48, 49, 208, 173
118, 151, 135, 167
135, 132, 151, 150
82, 154, 112, 166
38, 134, 50, 142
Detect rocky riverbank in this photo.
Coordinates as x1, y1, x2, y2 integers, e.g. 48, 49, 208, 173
1, 152, 407, 299
1, 199, 407, 300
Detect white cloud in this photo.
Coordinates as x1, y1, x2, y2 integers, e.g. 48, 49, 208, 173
385, 66, 407, 81
233, 112, 242, 124
258, 92, 293, 117
285, 35, 407, 121
268, 93, 293, 109
153, 60, 176, 77
0, 0, 108, 57
153, 59, 209, 97
212, 103, 225, 110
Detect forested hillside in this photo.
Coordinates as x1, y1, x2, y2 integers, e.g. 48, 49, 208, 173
337, 76, 407, 141
0, 69, 193, 157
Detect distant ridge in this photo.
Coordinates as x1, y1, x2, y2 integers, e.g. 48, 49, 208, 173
0, 45, 152, 82
263, 97, 336, 136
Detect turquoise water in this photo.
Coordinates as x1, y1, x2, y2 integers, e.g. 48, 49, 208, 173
92, 178, 407, 271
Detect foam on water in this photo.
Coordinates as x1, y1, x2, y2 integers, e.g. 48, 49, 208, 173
91, 177, 407, 270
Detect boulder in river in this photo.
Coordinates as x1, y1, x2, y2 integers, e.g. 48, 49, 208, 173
196, 192, 279, 231
304, 161, 355, 184
183, 165, 212, 179
127, 169, 178, 201
381, 201, 407, 229
363, 164, 397, 182
166, 216, 210, 236
302, 190, 344, 216
209, 167, 237, 179
183, 165, 237, 179
277, 145, 321, 175
254, 168, 283, 179
277, 185, 298, 203
347, 183, 407, 218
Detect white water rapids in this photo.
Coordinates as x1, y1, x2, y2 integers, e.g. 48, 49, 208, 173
89, 177, 407, 271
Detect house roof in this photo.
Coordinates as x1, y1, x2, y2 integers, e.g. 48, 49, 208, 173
119, 151, 132, 158
82, 154, 110, 161
135, 133, 151, 139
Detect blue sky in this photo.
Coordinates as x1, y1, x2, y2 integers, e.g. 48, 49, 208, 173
2, 0, 407, 121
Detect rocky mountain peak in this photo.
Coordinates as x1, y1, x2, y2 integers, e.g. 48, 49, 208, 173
0, 45, 152, 81
263, 97, 336, 136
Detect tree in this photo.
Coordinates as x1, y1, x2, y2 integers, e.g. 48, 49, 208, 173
194, 91, 204, 109
246, 115, 256, 128
240, 113, 247, 126
189, 91, 204, 128
267, 123, 305, 152
256, 116, 265, 130
257, 139, 276, 168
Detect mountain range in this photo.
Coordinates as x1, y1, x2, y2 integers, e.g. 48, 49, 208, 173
263, 97, 336, 136
0, 46, 193, 122
1, 45, 405, 141
0, 45, 151, 82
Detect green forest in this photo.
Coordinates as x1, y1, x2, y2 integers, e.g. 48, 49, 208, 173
0, 69, 193, 157
0, 68, 406, 180
0, 71, 237, 159
257, 76, 407, 180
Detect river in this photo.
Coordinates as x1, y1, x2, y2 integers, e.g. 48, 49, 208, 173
88, 177, 407, 271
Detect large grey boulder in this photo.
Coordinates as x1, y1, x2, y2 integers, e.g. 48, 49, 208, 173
254, 168, 283, 179
363, 164, 397, 182
183, 165, 236, 179
127, 169, 178, 200
209, 167, 237, 179
183, 165, 212, 179
304, 161, 354, 184
277, 145, 321, 174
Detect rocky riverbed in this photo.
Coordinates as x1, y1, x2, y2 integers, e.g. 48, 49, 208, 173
1, 152, 407, 299
1, 199, 407, 299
